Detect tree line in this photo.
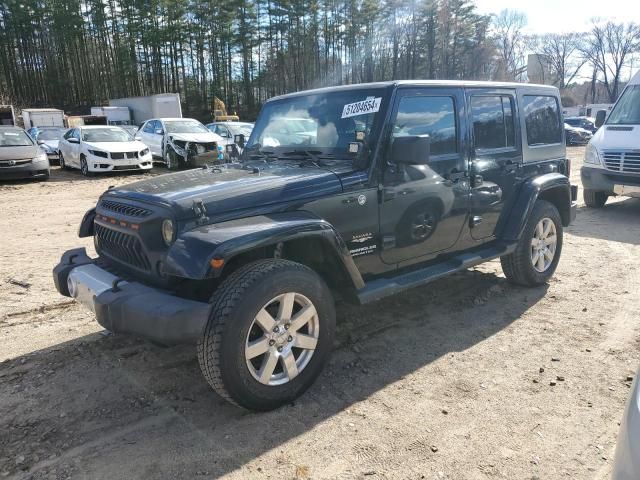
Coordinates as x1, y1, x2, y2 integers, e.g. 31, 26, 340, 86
0, 0, 638, 121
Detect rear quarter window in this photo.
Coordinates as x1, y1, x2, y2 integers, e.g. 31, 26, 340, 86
523, 95, 562, 146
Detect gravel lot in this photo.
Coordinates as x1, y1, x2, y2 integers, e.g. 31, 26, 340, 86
1, 147, 639, 480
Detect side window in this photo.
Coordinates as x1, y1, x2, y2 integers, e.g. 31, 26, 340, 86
153, 121, 163, 134
73, 129, 81, 141
522, 95, 562, 146
471, 95, 515, 150
143, 121, 154, 134
63, 129, 73, 140
392, 96, 457, 156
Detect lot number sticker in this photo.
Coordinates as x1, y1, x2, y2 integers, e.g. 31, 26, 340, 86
342, 97, 382, 118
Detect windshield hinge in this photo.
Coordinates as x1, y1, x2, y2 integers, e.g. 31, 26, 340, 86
192, 199, 209, 225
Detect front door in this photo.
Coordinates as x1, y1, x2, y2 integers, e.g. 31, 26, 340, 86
467, 90, 521, 240
379, 88, 470, 265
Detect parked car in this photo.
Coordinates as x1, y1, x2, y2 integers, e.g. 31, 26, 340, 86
0, 126, 50, 181
206, 121, 254, 143
27, 126, 67, 164
564, 116, 598, 133
564, 123, 592, 146
58, 125, 153, 176
54, 80, 576, 411
612, 368, 640, 479
581, 70, 640, 208
137, 118, 224, 169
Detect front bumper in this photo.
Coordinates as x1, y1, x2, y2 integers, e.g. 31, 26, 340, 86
0, 160, 49, 180
53, 248, 210, 344
581, 166, 640, 196
570, 185, 578, 223
87, 155, 153, 173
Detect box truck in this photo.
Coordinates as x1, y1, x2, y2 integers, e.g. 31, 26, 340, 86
0, 105, 16, 125
109, 93, 182, 125
90, 106, 131, 125
22, 109, 65, 130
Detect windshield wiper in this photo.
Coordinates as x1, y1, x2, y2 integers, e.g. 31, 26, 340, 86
279, 149, 334, 167
247, 149, 277, 162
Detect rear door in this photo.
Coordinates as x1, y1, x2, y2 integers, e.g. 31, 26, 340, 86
379, 88, 470, 265
467, 89, 521, 240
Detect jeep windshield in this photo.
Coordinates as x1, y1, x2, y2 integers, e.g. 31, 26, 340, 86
606, 85, 640, 125
244, 88, 388, 160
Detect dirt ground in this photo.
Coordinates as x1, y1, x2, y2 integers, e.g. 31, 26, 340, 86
1, 148, 639, 480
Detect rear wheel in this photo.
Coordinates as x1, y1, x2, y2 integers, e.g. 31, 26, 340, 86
198, 259, 335, 411
501, 200, 563, 286
583, 189, 608, 208
59, 152, 67, 170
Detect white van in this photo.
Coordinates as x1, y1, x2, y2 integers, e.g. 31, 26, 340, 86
581, 71, 640, 207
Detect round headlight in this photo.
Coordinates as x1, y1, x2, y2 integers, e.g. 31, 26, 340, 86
161, 219, 175, 246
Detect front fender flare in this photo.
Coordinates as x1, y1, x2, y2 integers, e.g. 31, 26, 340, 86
163, 211, 365, 289
500, 172, 572, 242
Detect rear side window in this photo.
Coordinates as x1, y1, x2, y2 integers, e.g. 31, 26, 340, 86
392, 96, 457, 156
471, 95, 515, 150
523, 95, 562, 145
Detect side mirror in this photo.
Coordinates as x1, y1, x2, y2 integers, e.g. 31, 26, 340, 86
595, 110, 607, 129
68, 137, 80, 144
134, 135, 142, 141
390, 135, 430, 165
234, 134, 245, 148
37, 139, 45, 145
155, 128, 164, 135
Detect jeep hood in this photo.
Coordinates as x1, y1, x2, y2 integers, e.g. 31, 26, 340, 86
103, 164, 344, 221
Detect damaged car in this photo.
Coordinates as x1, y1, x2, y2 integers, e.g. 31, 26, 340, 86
137, 118, 225, 170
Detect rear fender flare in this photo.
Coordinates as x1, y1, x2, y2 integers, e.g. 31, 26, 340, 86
500, 172, 572, 242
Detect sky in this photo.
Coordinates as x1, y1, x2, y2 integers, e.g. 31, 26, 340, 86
475, 0, 640, 82
474, 0, 640, 35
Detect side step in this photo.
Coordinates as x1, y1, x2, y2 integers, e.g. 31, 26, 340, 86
356, 243, 516, 304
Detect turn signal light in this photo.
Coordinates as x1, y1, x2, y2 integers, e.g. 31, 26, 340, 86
210, 258, 224, 269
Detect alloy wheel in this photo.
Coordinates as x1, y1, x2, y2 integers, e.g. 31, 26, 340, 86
245, 292, 320, 386
531, 217, 557, 273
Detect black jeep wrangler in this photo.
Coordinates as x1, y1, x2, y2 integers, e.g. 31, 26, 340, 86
54, 81, 577, 410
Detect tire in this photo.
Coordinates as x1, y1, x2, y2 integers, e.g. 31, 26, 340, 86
164, 147, 180, 171
198, 259, 336, 411
500, 200, 563, 287
583, 189, 608, 208
80, 156, 92, 177
59, 152, 67, 170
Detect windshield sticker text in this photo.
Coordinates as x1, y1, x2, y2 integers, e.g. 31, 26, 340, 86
341, 97, 382, 119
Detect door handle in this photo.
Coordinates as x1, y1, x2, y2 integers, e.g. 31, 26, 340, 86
502, 160, 518, 172
444, 169, 468, 182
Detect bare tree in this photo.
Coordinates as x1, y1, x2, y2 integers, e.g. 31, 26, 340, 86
581, 22, 640, 102
532, 33, 587, 88
492, 9, 528, 81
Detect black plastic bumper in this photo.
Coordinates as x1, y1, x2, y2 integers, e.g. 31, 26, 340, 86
53, 248, 210, 345
581, 166, 640, 194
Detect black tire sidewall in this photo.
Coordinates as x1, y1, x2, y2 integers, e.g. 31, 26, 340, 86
216, 266, 335, 410
80, 157, 89, 176
517, 201, 563, 285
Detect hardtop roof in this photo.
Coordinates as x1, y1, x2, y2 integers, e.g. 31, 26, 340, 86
269, 80, 559, 102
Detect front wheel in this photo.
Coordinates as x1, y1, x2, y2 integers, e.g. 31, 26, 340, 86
164, 147, 180, 171
584, 189, 608, 208
80, 156, 92, 177
198, 259, 336, 411
501, 200, 563, 287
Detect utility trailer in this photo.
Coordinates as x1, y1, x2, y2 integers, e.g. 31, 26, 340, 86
0, 105, 16, 126
22, 108, 65, 130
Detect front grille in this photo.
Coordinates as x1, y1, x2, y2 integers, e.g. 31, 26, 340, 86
100, 200, 151, 218
111, 151, 139, 160
112, 165, 140, 170
0, 159, 31, 168
603, 150, 640, 174
95, 223, 151, 271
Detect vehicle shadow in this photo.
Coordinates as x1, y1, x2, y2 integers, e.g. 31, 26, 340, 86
0, 268, 548, 479
568, 198, 640, 245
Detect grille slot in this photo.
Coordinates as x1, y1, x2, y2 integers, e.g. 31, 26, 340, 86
95, 223, 151, 271
99, 200, 151, 218
110, 151, 139, 160
603, 150, 640, 173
